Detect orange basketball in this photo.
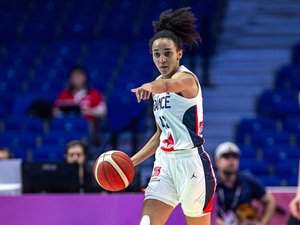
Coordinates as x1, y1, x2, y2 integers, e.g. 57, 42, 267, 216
93, 150, 135, 192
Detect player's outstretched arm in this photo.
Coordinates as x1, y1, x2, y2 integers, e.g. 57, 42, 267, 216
131, 72, 198, 102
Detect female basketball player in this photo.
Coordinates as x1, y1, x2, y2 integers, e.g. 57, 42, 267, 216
131, 7, 216, 225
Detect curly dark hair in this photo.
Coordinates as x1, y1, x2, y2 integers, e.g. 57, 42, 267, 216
149, 7, 201, 51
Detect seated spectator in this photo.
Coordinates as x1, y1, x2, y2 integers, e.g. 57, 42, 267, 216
64, 140, 101, 193
53, 65, 107, 133
0, 147, 14, 160
214, 142, 276, 225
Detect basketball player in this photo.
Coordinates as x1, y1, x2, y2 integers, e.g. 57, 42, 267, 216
131, 7, 216, 225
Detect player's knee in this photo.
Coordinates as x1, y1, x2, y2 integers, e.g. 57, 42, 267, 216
140, 215, 150, 225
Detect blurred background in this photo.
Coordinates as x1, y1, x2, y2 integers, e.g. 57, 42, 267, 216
0, 0, 299, 194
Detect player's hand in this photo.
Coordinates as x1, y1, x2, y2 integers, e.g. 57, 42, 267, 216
131, 83, 152, 103
290, 195, 300, 220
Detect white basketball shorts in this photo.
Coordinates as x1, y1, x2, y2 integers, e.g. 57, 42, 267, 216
144, 147, 216, 217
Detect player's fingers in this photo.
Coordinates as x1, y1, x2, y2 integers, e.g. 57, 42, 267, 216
142, 91, 150, 100
145, 91, 151, 99
141, 90, 147, 100
132, 87, 149, 102
132, 89, 140, 102
131, 88, 137, 93
137, 88, 144, 102
131, 88, 140, 102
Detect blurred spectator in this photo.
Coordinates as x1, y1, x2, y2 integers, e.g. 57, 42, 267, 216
64, 140, 101, 193
214, 142, 276, 225
287, 161, 300, 225
53, 65, 107, 133
0, 147, 14, 160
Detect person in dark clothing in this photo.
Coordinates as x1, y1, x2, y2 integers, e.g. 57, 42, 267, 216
65, 140, 101, 193
214, 142, 276, 225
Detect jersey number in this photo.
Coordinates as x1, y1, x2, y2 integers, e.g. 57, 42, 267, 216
159, 116, 170, 129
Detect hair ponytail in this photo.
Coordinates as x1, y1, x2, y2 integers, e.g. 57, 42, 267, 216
149, 7, 201, 51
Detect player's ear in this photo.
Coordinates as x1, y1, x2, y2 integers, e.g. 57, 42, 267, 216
177, 49, 183, 60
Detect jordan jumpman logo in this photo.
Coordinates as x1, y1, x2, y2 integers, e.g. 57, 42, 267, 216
191, 172, 197, 179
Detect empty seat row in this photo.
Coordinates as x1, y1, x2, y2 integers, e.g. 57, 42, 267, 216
256, 89, 299, 118
275, 64, 300, 90
235, 39, 300, 186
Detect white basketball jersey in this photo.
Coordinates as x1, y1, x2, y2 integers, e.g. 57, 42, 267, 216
153, 65, 204, 151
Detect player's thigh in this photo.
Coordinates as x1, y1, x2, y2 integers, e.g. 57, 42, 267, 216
185, 213, 211, 225
141, 199, 174, 225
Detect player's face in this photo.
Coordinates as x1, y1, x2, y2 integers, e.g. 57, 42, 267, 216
66, 145, 86, 166
216, 153, 239, 174
152, 38, 183, 79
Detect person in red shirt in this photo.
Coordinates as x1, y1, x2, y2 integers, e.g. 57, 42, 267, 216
53, 65, 107, 133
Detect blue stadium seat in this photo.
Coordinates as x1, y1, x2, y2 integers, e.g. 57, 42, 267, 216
295, 132, 300, 145
251, 131, 290, 147
100, 4, 136, 41
34, 67, 68, 81
0, 93, 14, 115
238, 117, 278, 133
257, 175, 282, 186
292, 41, 300, 64
4, 116, 44, 134
0, 78, 23, 92
12, 94, 40, 115
50, 117, 89, 134
0, 65, 30, 81
42, 54, 78, 70
88, 68, 111, 92
0, 132, 37, 149
274, 159, 299, 180
287, 177, 298, 186
236, 117, 278, 144
33, 145, 65, 162
263, 145, 300, 163
239, 145, 257, 159
257, 89, 299, 118
275, 64, 300, 90
42, 131, 85, 148
0, 106, 5, 118
239, 159, 270, 175
284, 117, 300, 134
4, 145, 28, 161
63, 22, 95, 41
8, 42, 42, 58
27, 78, 64, 94
12, 93, 55, 117
107, 90, 145, 132
22, 22, 56, 41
